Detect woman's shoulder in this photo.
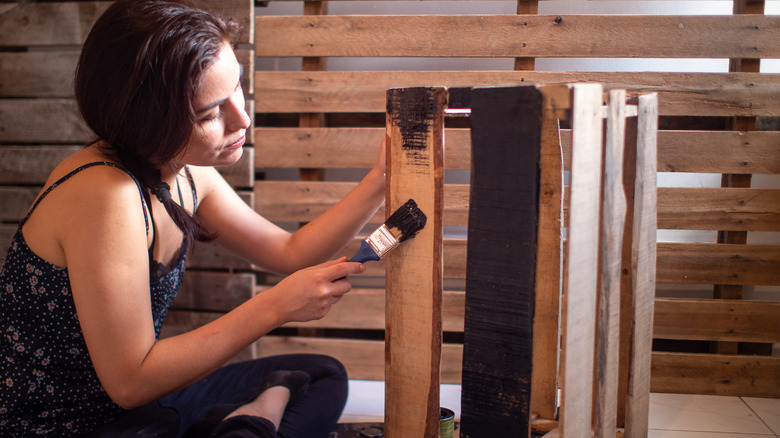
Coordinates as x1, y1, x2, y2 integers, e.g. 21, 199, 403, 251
46, 143, 129, 186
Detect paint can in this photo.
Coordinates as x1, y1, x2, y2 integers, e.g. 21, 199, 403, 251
439, 407, 455, 438
357, 425, 384, 438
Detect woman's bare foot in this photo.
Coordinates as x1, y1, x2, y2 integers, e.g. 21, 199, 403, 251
223, 370, 311, 430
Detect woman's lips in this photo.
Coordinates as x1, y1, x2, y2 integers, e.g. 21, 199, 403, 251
225, 134, 246, 150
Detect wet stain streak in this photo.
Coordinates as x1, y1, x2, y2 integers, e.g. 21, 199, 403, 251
388, 88, 437, 171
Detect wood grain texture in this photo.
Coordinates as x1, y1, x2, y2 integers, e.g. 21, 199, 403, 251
653, 298, 780, 343
651, 352, 780, 397
595, 90, 628, 438
0, 0, 253, 46
253, 336, 464, 385
384, 87, 446, 438
460, 86, 542, 438
561, 83, 603, 438
255, 127, 471, 170
0, 50, 254, 98
255, 70, 780, 117
625, 92, 658, 438
530, 85, 569, 421
256, 15, 780, 59
561, 130, 780, 174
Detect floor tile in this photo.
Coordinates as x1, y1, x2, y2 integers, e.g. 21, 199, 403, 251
743, 397, 780, 435
649, 393, 774, 435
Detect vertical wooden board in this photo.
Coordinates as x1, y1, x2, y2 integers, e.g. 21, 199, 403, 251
594, 90, 628, 438
625, 93, 658, 438
384, 87, 446, 438
459, 85, 542, 438
531, 85, 569, 421
562, 83, 603, 438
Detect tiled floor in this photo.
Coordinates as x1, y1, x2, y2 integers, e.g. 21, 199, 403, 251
339, 381, 780, 437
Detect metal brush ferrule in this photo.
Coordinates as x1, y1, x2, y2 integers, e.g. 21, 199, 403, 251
364, 224, 400, 258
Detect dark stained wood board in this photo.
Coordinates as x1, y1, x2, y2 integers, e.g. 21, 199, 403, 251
459, 85, 542, 438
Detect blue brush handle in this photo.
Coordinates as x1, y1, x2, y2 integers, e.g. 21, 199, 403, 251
335, 240, 381, 281
348, 239, 381, 263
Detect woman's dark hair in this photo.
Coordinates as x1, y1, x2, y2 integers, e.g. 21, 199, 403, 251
75, 0, 242, 247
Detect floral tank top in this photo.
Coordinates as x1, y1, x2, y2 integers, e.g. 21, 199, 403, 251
0, 162, 196, 436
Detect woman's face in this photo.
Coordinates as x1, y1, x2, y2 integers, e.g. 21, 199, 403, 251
178, 41, 250, 168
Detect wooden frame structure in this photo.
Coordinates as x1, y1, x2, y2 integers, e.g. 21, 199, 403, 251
381, 84, 659, 437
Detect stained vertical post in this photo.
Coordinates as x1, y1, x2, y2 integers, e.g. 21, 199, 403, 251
460, 85, 542, 438
384, 87, 446, 438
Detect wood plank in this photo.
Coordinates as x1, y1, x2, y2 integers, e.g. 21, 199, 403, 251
624, 92, 658, 438
595, 89, 628, 438
173, 271, 256, 312
0, 49, 254, 98
650, 352, 780, 398
561, 130, 780, 174
253, 336, 464, 384
255, 71, 780, 117
0, 186, 39, 222
259, 128, 780, 175
561, 83, 602, 438
0, 0, 253, 47
656, 242, 780, 286
256, 15, 780, 59
0, 99, 93, 143
531, 85, 568, 421
255, 127, 471, 170
653, 298, 780, 343
254, 181, 469, 226
460, 85, 542, 438
658, 187, 780, 232
384, 87, 446, 438
283, 290, 466, 332
0, 146, 82, 184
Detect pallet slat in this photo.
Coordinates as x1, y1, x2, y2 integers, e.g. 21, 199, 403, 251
256, 15, 780, 59
651, 352, 780, 398
460, 85, 542, 437
384, 87, 446, 438
562, 83, 603, 437
255, 127, 471, 170
654, 298, 780, 343
255, 71, 780, 117
254, 336, 464, 384
0, 50, 254, 98
562, 130, 780, 175
0, 0, 253, 47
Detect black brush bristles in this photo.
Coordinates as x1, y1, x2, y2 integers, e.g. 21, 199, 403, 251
385, 198, 427, 242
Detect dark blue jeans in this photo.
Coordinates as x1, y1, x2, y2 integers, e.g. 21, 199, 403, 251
86, 354, 348, 438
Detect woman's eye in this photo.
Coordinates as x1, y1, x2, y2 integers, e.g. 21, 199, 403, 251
202, 110, 221, 122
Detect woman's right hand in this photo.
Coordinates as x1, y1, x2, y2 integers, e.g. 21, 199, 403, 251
272, 257, 366, 323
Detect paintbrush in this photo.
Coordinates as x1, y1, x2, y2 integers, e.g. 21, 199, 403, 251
349, 198, 428, 264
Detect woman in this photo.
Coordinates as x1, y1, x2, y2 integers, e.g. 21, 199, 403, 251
0, 0, 385, 436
